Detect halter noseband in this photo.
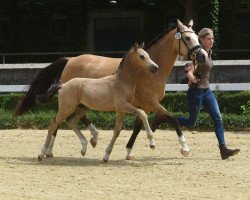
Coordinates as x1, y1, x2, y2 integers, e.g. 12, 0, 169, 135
176, 26, 202, 61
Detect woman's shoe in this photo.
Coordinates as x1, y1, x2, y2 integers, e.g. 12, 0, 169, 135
219, 144, 240, 160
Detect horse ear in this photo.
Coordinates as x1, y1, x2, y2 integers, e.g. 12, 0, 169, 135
134, 43, 139, 49
188, 19, 194, 28
139, 42, 145, 48
177, 19, 185, 31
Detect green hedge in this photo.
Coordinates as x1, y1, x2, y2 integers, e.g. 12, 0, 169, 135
160, 91, 250, 114
0, 92, 249, 130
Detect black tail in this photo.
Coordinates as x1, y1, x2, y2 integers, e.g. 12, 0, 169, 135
14, 58, 68, 115
36, 83, 61, 104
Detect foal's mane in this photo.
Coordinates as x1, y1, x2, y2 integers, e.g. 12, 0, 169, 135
111, 47, 133, 75
117, 46, 135, 71
115, 46, 135, 74
120, 48, 131, 65
145, 26, 176, 50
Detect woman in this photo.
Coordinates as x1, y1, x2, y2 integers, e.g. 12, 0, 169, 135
177, 28, 240, 160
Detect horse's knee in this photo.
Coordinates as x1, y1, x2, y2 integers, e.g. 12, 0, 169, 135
66, 113, 78, 126
113, 129, 121, 138
151, 113, 168, 131
137, 110, 148, 121
48, 118, 60, 131
66, 118, 77, 129
80, 115, 91, 127
152, 113, 182, 132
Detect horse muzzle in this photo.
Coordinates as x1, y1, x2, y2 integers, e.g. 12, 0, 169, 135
196, 49, 208, 64
150, 64, 158, 73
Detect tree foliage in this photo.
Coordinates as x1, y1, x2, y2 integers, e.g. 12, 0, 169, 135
210, 0, 219, 53
0, 0, 249, 59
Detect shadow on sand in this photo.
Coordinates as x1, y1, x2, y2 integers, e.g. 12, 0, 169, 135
0, 155, 189, 167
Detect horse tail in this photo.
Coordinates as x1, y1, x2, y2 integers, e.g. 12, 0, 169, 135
35, 83, 61, 104
14, 58, 68, 116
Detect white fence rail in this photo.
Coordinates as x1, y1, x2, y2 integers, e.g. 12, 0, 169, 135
1, 83, 250, 93
165, 83, 250, 91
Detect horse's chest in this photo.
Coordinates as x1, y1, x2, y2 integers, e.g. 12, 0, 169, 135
136, 81, 164, 98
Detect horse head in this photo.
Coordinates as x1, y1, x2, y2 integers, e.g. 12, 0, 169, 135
176, 19, 208, 64
129, 43, 158, 73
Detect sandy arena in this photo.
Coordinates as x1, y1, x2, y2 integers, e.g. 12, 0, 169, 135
0, 129, 249, 200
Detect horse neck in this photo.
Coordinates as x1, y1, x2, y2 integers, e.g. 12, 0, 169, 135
146, 28, 178, 80
117, 55, 137, 86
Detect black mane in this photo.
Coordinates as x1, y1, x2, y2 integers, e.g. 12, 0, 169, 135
145, 26, 177, 50
116, 25, 177, 73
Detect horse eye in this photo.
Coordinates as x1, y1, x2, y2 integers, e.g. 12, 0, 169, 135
139, 55, 145, 59
185, 37, 191, 41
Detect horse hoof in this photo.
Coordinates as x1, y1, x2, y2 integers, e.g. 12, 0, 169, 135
38, 155, 43, 161
46, 153, 54, 158
126, 154, 135, 160
181, 149, 189, 157
90, 138, 97, 148
81, 151, 86, 157
150, 144, 155, 149
103, 154, 109, 162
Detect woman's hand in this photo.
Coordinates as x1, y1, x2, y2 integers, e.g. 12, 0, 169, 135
190, 75, 198, 83
185, 62, 200, 84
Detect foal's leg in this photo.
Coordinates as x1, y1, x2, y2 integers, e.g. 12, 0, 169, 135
126, 116, 143, 160
120, 103, 155, 149
103, 112, 125, 162
133, 111, 155, 148
67, 113, 88, 157
45, 127, 58, 158
39, 93, 79, 160
38, 116, 62, 161
67, 106, 98, 148
45, 106, 98, 157
80, 115, 99, 147
66, 105, 99, 147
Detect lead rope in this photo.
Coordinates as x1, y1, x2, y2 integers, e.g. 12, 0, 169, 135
192, 54, 196, 71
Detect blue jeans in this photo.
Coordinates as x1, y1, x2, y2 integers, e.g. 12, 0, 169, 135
177, 87, 225, 145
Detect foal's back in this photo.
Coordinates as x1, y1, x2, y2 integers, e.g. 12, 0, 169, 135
60, 75, 118, 112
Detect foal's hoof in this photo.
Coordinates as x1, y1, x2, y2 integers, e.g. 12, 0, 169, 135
81, 151, 86, 157
149, 139, 156, 149
103, 154, 109, 162
90, 138, 97, 148
126, 154, 135, 160
181, 149, 189, 157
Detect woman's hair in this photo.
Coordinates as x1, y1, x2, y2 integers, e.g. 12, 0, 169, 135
198, 28, 213, 41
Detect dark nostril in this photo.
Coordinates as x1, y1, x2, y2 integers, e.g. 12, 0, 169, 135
151, 64, 158, 72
